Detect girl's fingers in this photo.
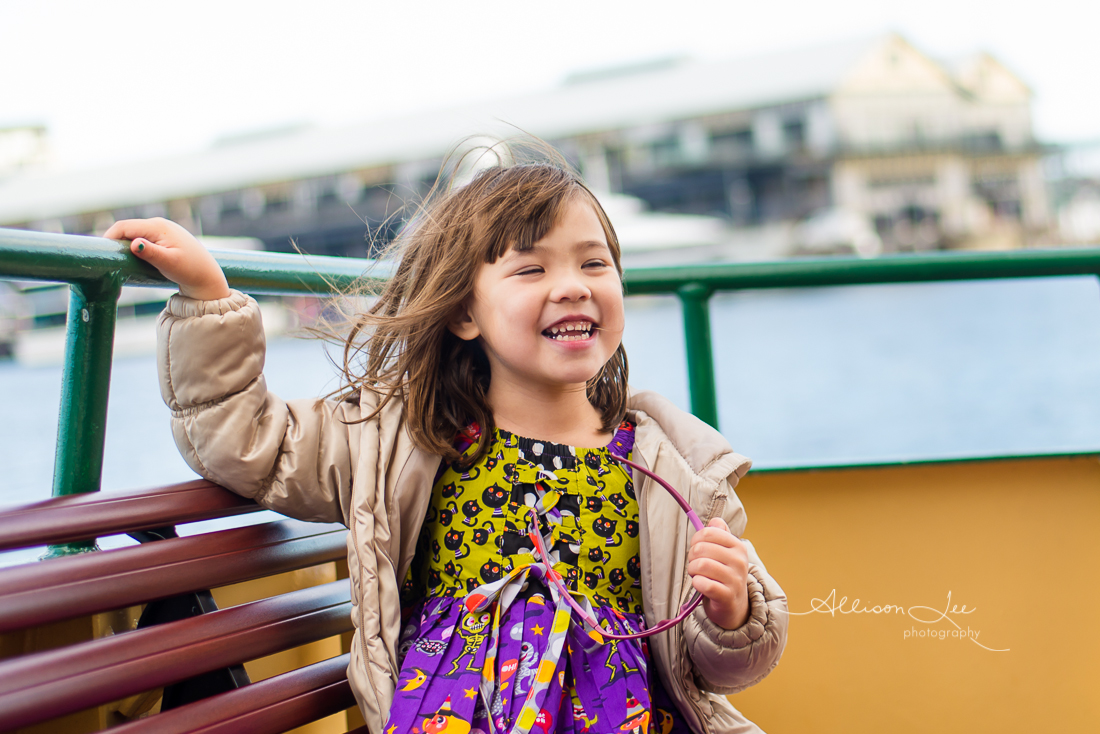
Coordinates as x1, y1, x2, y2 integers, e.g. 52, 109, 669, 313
104, 218, 169, 243
689, 527, 744, 565
102, 220, 133, 240
691, 529, 739, 551
692, 574, 739, 610
690, 518, 738, 552
689, 539, 739, 565
128, 237, 187, 284
688, 556, 739, 586
691, 573, 725, 599
106, 217, 228, 299
692, 561, 751, 629
689, 517, 753, 630
130, 237, 167, 263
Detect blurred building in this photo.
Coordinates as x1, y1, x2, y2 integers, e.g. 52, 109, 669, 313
0, 34, 1050, 259
0, 125, 51, 180
1047, 142, 1100, 245
571, 35, 1047, 256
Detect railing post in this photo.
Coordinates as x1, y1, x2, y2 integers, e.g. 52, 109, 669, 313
676, 282, 719, 429
45, 276, 122, 557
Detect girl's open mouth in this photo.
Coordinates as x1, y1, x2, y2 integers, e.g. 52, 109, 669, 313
542, 320, 595, 342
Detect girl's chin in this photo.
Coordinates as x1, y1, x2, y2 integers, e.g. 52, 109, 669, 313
541, 366, 608, 389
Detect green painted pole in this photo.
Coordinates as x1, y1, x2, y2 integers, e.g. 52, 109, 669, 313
44, 276, 122, 557
677, 282, 719, 428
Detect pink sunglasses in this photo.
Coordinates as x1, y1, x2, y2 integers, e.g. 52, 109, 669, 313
526, 454, 704, 641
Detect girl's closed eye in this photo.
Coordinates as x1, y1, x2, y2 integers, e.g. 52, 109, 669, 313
517, 261, 605, 275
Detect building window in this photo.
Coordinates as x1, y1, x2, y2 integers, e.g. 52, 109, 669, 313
241, 190, 266, 219
972, 173, 1021, 220
867, 174, 936, 189
783, 120, 806, 152
962, 131, 1004, 152
711, 128, 753, 157
266, 192, 290, 213
650, 136, 680, 167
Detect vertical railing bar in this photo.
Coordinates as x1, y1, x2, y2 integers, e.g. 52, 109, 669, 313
44, 276, 123, 557
676, 282, 719, 429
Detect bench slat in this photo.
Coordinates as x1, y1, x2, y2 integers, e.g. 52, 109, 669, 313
0, 581, 353, 730
0, 479, 259, 551
0, 519, 348, 633
108, 654, 355, 734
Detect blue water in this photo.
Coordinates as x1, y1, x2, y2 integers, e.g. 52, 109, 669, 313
4, 277, 1100, 511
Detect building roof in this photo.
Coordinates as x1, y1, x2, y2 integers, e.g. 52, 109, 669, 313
0, 35, 886, 224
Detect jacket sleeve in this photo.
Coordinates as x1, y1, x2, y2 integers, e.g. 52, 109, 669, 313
157, 289, 359, 525
682, 490, 789, 695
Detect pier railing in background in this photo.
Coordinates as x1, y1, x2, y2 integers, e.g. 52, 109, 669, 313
622, 248, 1100, 426
5, 226, 1100, 518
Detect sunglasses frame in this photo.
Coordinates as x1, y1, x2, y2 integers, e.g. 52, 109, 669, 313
525, 453, 705, 641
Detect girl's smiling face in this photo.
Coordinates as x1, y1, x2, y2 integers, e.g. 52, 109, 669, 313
449, 196, 625, 396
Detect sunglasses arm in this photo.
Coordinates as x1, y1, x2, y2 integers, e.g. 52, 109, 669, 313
523, 453, 707, 642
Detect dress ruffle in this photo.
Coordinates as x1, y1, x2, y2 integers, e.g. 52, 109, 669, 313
391, 593, 662, 733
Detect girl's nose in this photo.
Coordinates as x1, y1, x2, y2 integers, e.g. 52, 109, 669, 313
550, 270, 591, 302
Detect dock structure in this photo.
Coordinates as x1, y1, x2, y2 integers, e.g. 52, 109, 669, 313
0, 34, 1049, 260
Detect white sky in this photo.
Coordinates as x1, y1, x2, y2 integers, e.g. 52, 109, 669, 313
4, 0, 1099, 172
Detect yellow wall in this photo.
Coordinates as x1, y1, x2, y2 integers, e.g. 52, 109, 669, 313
726, 456, 1100, 732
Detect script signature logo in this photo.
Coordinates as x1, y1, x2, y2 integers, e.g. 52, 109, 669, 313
788, 589, 1008, 652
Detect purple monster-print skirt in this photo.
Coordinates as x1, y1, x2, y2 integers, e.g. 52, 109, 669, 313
384, 585, 694, 734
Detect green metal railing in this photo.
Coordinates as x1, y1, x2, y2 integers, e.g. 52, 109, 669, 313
6, 226, 1100, 524
622, 247, 1100, 426
0, 229, 381, 555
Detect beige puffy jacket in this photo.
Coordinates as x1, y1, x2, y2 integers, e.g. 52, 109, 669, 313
157, 290, 788, 733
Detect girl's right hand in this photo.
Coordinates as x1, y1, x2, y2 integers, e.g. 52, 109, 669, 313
104, 218, 231, 301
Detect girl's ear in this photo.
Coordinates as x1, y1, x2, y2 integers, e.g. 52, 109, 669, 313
447, 300, 480, 341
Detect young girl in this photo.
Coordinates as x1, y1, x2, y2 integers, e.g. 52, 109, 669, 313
105, 155, 787, 734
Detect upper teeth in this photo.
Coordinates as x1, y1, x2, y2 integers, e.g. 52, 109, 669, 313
548, 321, 593, 340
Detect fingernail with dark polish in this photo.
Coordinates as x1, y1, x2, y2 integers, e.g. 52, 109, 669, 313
136, 241, 145, 252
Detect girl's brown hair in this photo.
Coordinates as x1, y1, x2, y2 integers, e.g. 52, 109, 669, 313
332, 141, 629, 467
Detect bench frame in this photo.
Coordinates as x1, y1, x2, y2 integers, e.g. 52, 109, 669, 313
0, 480, 366, 733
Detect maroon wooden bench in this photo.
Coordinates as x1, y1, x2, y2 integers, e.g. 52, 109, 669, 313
0, 480, 367, 733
